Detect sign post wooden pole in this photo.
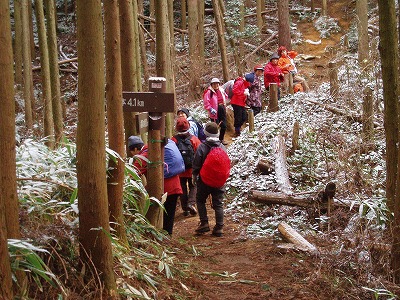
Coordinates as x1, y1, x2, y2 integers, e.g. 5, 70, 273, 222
122, 77, 175, 228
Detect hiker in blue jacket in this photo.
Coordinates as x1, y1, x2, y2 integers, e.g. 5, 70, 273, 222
192, 122, 230, 237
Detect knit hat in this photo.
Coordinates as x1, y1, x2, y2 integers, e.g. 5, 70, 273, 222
128, 135, 144, 150
177, 108, 190, 117
270, 52, 280, 61
204, 122, 219, 138
175, 116, 190, 132
245, 72, 255, 83
254, 64, 264, 71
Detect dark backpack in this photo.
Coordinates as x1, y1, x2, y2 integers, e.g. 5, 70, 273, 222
175, 135, 195, 170
200, 145, 231, 188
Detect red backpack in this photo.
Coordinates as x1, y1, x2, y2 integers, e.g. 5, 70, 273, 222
200, 146, 231, 188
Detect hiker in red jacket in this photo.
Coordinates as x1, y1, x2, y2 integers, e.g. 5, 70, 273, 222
264, 52, 284, 99
192, 122, 230, 237
128, 135, 183, 235
231, 75, 252, 137
171, 117, 201, 217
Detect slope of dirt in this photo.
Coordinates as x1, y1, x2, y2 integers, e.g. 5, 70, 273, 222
167, 2, 356, 299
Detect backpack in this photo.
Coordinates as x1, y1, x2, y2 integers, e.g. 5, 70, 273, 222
175, 135, 195, 170
223, 80, 235, 99
200, 146, 231, 188
164, 139, 185, 178
194, 119, 206, 142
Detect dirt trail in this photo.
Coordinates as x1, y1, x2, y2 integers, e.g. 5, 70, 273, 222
169, 3, 353, 299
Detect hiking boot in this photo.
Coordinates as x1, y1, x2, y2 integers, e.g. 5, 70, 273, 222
212, 225, 223, 237
195, 221, 210, 234
220, 140, 229, 145
188, 205, 197, 216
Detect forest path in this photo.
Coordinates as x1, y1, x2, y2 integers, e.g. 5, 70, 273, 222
168, 2, 353, 299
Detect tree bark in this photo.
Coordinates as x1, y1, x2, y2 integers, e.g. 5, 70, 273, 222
377, 0, 400, 284
119, 0, 139, 142
14, 0, 24, 86
0, 2, 18, 298
35, 0, 55, 149
76, 0, 117, 294
212, 0, 230, 82
21, 0, 34, 129
45, 0, 64, 141
104, 0, 127, 245
277, 0, 291, 50
137, 0, 149, 83
188, 0, 202, 100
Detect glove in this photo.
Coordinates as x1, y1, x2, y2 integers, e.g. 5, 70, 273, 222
210, 108, 217, 116
244, 89, 250, 96
192, 175, 197, 186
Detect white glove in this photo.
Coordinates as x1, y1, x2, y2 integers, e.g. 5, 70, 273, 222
244, 88, 250, 96
210, 108, 217, 115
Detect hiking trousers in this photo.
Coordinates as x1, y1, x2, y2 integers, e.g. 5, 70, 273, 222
196, 179, 224, 227
231, 104, 247, 132
179, 177, 196, 210
163, 194, 179, 235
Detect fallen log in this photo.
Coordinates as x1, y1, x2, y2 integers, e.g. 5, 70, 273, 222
32, 57, 78, 71
305, 98, 381, 128
278, 222, 318, 253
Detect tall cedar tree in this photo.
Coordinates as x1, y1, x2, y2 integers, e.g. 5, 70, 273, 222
378, 0, 400, 283
104, 0, 127, 244
0, 1, 17, 298
76, 0, 117, 294
45, 0, 64, 143
277, 0, 291, 50
35, 0, 55, 149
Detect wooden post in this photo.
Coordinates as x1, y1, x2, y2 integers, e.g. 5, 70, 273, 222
146, 77, 166, 228
290, 120, 299, 156
268, 83, 279, 112
289, 72, 294, 95
247, 108, 254, 132
328, 61, 339, 101
325, 182, 336, 232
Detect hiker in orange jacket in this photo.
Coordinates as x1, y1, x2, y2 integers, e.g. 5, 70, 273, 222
277, 46, 309, 93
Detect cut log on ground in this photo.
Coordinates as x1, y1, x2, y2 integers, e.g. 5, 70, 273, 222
278, 222, 318, 254
257, 158, 274, 175
271, 135, 293, 194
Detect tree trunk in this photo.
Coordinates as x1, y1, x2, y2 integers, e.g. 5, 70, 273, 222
14, 0, 24, 87
45, 0, 64, 142
21, 0, 34, 129
137, 0, 149, 83
0, 3, 18, 298
180, 0, 186, 46
119, 0, 139, 141
212, 0, 230, 82
238, 1, 245, 74
149, 0, 155, 53
104, 0, 127, 245
198, 0, 205, 67
132, 0, 142, 91
277, 0, 291, 49
377, 0, 400, 284
362, 85, 374, 142
256, 0, 263, 32
188, 0, 201, 100
35, 0, 55, 149
356, 0, 369, 66
76, 0, 117, 294
322, 0, 327, 16
290, 120, 299, 155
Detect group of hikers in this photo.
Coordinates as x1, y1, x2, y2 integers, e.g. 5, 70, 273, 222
126, 46, 309, 238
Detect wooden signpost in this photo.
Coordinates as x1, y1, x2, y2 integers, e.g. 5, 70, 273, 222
122, 77, 175, 228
